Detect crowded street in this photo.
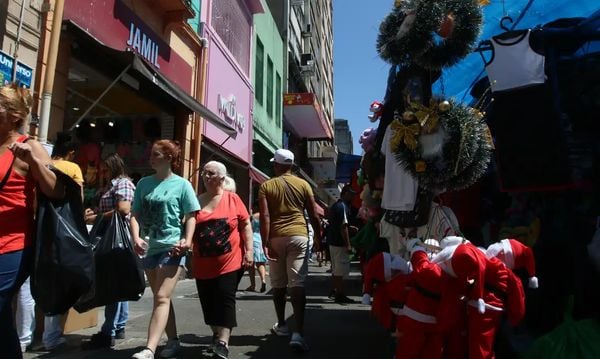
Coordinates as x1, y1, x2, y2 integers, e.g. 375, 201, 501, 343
23, 262, 388, 359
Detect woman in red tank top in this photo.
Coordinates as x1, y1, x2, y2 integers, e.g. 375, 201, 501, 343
0, 84, 63, 358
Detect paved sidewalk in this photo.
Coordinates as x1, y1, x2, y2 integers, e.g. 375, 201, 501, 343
23, 261, 391, 359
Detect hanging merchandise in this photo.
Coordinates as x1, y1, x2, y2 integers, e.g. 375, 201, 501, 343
368, 101, 384, 122
391, 99, 492, 192
32, 171, 95, 315
484, 30, 546, 92
377, 0, 483, 70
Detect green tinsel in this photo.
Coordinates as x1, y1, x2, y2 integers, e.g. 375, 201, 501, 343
393, 100, 492, 192
377, 0, 482, 70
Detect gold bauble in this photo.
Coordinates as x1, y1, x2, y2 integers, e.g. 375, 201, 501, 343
438, 101, 452, 112
402, 111, 415, 121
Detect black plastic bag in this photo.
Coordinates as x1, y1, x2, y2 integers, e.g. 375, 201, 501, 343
31, 170, 94, 315
75, 211, 145, 312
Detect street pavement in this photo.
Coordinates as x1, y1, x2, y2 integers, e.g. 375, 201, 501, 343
23, 260, 392, 359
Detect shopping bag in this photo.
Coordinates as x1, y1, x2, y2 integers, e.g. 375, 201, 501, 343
75, 211, 145, 312
31, 170, 95, 315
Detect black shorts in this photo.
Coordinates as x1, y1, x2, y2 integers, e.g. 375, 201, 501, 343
195, 269, 241, 328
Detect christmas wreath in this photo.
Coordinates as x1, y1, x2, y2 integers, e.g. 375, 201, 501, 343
391, 99, 492, 192
377, 0, 482, 70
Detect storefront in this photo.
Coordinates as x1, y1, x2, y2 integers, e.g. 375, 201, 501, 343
200, 0, 263, 205
37, 0, 235, 204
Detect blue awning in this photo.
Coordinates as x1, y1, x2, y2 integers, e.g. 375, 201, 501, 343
336, 152, 362, 183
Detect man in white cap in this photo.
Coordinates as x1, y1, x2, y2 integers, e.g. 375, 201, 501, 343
258, 149, 322, 352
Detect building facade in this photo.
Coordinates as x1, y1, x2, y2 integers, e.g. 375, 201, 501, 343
251, 0, 284, 184
198, 0, 263, 205
32, 0, 236, 205
0, 0, 43, 89
266, 0, 336, 205
334, 119, 353, 154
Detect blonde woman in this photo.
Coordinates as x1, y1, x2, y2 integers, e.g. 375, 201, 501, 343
0, 84, 62, 358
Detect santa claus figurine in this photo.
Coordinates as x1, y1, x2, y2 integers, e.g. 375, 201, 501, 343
362, 252, 412, 330
486, 238, 539, 289
396, 239, 444, 359
368, 101, 384, 122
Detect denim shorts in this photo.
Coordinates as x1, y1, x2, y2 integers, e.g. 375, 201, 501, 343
142, 250, 186, 270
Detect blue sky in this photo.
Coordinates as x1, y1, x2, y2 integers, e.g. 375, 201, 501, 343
333, 1, 392, 155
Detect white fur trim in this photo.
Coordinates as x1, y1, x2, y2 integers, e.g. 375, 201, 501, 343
400, 306, 437, 324
529, 276, 539, 289
440, 236, 464, 249
432, 244, 458, 277
468, 300, 503, 312
501, 239, 515, 269
383, 253, 392, 282
362, 293, 372, 305
485, 243, 503, 259
390, 254, 411, 274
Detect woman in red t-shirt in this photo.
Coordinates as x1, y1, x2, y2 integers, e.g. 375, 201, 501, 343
0, 84, 63, 358
193, 160, 253, 359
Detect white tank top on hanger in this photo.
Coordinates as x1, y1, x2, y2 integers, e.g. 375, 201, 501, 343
485, 30, 545, 92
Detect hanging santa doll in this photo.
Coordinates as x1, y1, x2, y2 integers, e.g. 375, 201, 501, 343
395, 239, 444, 359
486, 238, 538, 289
362, 252, 412, 330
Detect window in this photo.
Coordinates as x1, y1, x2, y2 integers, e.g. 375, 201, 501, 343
266, 57, 274, 118
255, 38, 264, 105
211, 0, 251, 74
276, 72, 282, 127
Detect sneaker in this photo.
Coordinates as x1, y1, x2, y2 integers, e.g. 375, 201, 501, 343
271, 322, 290, 336
212, 340, 229, 359
160, 338, 180, 358
84, 332, 115, 349
289, 332, 309, 352
335, 295, 357, 304
131, 348, 154, 359
115, 328, 126, 339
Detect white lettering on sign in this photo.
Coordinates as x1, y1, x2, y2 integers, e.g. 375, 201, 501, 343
217, 94, 245, 133
127, 23, 160, 68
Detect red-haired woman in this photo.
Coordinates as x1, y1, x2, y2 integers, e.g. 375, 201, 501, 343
0, 84, 63, 358
129, 140, 200, 359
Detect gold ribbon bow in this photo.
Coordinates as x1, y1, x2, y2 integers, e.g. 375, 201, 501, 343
410, 101, 440, 134
390, 119, 421, 152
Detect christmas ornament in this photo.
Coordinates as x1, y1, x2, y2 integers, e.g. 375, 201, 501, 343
391, 115, 421, 152
377, 0, 483, 70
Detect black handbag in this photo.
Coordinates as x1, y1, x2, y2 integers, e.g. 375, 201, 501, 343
383, 186, 433, 228
32, 170, 95, 315
75, 210, 145, 312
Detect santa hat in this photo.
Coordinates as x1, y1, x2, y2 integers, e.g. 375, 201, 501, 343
434, 243, 486, 314
487, 239, 538, 289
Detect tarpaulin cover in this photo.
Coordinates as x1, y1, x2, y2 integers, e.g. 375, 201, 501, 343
435, 0, 600, 101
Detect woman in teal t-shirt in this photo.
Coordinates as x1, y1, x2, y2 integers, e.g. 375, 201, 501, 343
130, 140, 200, 359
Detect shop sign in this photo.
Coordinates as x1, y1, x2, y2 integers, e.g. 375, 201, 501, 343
283, 93, 314, 106
217, 94, 246, 133
0, 50, 33, 88
127, 23, 160, 68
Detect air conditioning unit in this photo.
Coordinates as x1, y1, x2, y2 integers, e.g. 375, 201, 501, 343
302, 23, 312, 38
300, 53, 314, 67
300, 53, 315, 74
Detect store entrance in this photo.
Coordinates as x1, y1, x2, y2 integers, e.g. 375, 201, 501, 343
64, 57, 175, 205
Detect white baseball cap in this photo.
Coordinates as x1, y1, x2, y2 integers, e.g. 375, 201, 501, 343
270, 149, 294, 165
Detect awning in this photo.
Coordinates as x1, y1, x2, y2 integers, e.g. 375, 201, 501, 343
336, 152, 362, 183
249, 166, 270, 184
64, 20, 237, 137
283, 93, 333, 140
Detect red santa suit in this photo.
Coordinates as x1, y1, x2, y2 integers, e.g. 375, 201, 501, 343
396, 247, 444, 359
433, 240, 509, 359
362, 252, 411, 329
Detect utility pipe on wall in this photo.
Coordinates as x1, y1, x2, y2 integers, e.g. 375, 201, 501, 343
38, 0, 65, 143
11, 0, 27, 82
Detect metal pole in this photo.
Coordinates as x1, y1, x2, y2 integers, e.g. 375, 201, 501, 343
69, 63, 132, 131
38, 0, 65, 143
11, 0, 27, 83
